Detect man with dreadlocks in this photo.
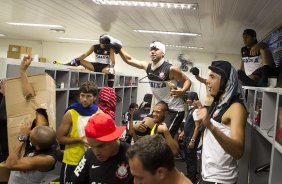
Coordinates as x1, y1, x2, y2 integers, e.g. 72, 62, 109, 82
195, 61, 247, 184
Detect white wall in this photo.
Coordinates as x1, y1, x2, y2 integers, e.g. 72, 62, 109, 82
0, 38, 241, 105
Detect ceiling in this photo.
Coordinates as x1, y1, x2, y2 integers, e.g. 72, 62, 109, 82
1, 0, 282, 55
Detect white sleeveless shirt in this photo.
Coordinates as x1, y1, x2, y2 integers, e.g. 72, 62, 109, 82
201, 118, 238, 183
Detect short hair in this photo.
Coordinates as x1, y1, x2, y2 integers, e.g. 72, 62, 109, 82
126, 135, 175, 175
129, 103, 138, 110
32, 126, 56, 150
155, 101, 168, 112
79, 81, 98, 97
183, 91, 199, 101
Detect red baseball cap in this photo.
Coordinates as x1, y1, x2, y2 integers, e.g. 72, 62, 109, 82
85, 113, 125, 142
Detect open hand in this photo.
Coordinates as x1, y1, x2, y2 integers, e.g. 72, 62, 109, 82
134, 121, 147, 132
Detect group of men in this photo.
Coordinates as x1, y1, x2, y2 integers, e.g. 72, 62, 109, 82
3, 28, 276, 184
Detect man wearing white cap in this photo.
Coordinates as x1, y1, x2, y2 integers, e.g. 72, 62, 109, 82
100, 35, 191, 138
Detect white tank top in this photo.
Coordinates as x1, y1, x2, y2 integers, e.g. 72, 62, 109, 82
9, 169, 47, 184
242, 55, 263, 76
146, 61, 184, 111
201, 118, 238, 183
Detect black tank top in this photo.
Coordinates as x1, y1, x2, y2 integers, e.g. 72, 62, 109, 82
93, 44, 111, 64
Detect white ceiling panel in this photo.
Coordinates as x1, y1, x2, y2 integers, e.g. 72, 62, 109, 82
0, 0, 282, 54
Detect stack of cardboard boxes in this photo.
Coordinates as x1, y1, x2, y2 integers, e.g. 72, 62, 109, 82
7, 45, 32, 59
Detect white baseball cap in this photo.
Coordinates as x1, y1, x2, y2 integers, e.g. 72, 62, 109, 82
150, 41, 165, 54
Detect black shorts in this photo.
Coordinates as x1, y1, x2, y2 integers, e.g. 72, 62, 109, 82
91, 63, 109, 72
60, 162, 77, 184
164, 110, 185, 137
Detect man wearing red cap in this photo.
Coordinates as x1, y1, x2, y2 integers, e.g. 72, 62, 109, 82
71, 113, 133, 183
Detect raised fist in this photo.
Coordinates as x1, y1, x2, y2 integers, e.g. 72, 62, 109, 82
190, 67, 199, 76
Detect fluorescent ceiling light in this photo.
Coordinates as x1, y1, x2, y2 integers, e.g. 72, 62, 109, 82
6, 22, 64, 28
57, 37, 98, 42
133, 29, 200, 37
166, 44, 203, 50
0, 34, 6, 37
93, 0, 197, 10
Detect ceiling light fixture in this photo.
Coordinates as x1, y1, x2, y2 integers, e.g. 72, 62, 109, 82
6, 22, 64, 28
50, 28, 66, 33
0, 34, 6, 37
93, 0, 197, 10
166, 44, 203, 50
57, 37, 98, 42
133, 29, 200, 37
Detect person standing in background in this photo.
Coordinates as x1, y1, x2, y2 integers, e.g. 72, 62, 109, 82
57, 81, 100, 184
179, 92, 201, 183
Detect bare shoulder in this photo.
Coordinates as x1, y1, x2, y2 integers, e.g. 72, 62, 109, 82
229, 102, 247, 114
222, 102, 247, 125
180, 173, 192, 184
170, 65, 181, 72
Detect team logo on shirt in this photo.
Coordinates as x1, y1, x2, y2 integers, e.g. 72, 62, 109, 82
159, 71, 165, 79
74, 156, 87, 177
104, 50, 108, 54
115, 163, 129, 179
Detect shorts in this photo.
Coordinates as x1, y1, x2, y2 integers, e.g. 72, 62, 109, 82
91, 63, 109, 72
164, 110, 185, 137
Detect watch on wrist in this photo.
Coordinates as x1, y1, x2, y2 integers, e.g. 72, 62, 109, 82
17, 135, 28, 142
190, 138, 195, 143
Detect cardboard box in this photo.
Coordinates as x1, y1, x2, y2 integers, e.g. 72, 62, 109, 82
39, 57, 47, 63
7, 45, 33, 59
0, 162, 10, 182
26, 47, 32, 55
5, 74, 56, 155
7, 51, 21, 59
8, 45, 26, 54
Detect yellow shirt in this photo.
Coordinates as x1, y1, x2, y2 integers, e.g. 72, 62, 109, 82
62, 109, 93, 165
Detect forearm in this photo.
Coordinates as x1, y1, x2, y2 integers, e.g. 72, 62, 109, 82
180, 79, 191, 92
6, 141, 25, 168
191, 126, 200, 141
163, 131, 179, 155
78, 54, 89, 61
20, 70, 35, 98
119, 49, 133, 65
129, 118, 138, 142
119, 49, 144, 69
110, 61, 115, 66
195, 75, 206, 84
58, 136, 83, 145
261, 49, 274, 66
208, 124, 243, 159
